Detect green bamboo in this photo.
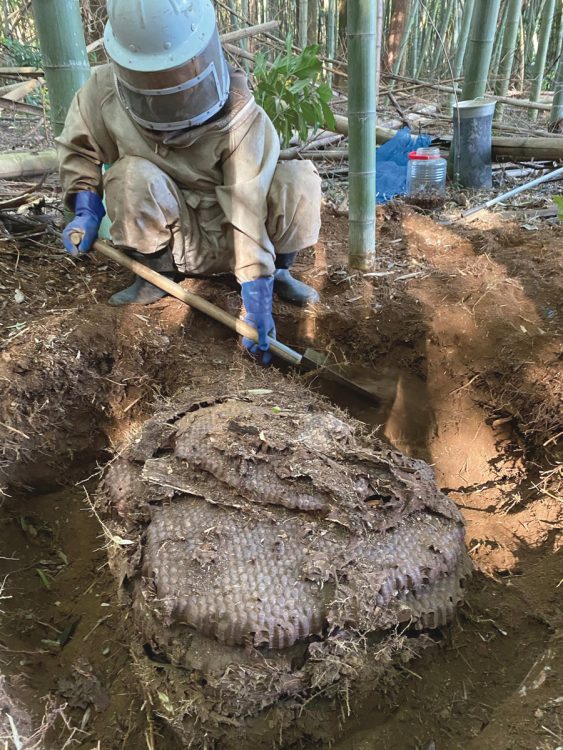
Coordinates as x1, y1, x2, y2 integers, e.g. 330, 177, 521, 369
461, 0, 501, 100
241, 0, 249, 50
348, 0, 376, 270
387, 0, 411, 71
494, 0, 523, 120
549, 50, 563, 126
392, 1, 417, 81
430, 0, 455, 78
447, 0, 475, 114
31, 0, 90, 136
326, 0, 337, 85
375, 0, 383, 102
227, 0, 238, 29
489, 1, 508, 82
410, 3, 420, 76
555, 7, 563, 62
415, 1, 433, 78
307, 0, 318, 45
529, 0, 556, 120
299, 0, 309, 49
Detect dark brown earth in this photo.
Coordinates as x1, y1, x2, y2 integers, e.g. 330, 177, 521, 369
0, 197, 561, 749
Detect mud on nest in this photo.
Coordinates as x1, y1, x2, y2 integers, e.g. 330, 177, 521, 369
95, 365, 472, 749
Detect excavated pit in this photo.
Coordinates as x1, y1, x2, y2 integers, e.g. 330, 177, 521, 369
0, 206, 560, 750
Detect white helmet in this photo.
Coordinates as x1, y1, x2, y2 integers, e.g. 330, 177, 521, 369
104, 0, 230, 131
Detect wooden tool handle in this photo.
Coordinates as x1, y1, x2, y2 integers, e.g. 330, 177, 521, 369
70, 232, 302, 367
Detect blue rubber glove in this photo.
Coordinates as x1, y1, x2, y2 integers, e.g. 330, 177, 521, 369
241, 277, 276, 366
62, 191, 105, 256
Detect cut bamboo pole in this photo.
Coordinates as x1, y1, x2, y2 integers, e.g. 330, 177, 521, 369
461, 0, 501, 100
529, 0, 556, 120
347, 0, 376, 270
0, 80, 29, 97
86, 21, 280, 58
221, 20, 279, 42
31, 0, 90, 136
0, 67, 42, 77
0, 97, 43, 116
332, 112, 396, 143
0, 150, 58, 179
1, 78, 43, 102
279, 148, 349, 160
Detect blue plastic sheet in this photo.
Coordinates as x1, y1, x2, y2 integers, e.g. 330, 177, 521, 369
376, 127, 433, 204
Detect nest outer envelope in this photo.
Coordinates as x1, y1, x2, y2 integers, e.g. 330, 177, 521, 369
97, 370, 472, 749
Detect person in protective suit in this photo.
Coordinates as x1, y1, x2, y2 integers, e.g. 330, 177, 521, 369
57, 0, 322, 363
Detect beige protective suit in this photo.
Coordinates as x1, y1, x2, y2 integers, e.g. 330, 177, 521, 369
56, 64, 322, 283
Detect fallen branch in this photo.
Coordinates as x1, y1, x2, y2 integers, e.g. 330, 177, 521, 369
0, 66, 43, 77
1, 78, 43, 102
0, 177, 46, 209
221, 20, 279, 43
0, 97, 43, 116
385, 74, 552, 111
87, 20, 280, 55
0, 150, 58, 179
279, 148, 349, 160
332, 113, 396, 144
0, 81, 26, 97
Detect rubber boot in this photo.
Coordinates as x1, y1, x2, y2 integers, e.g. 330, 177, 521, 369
108, 247, 176, 306
273, 252, 320, 307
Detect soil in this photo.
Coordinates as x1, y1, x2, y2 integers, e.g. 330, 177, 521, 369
0, 198, 561, 749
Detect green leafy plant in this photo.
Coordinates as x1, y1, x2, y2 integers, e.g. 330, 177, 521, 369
252, 36, 336, 148
553, 196, 563, 220
1, 37, 42, 68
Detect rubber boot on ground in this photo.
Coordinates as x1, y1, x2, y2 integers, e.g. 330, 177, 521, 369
273, 252, 320, 307
108, 247, 176, 306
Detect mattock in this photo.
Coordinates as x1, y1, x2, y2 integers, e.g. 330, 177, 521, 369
66, 231, 381, 402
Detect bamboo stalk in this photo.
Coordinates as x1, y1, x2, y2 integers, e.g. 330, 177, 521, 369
549, 52, 563, 127
391, 0, 418, 83
387, 0, 411, 70
0, 150, 58, 179
299, 0, 309, 49
447, 0, 474, 115
326, 0, 337, 86
31, 0, 90, 136
494, 0, 522, 120
461, 0, 501, 100
347, 0, 376, 270
375, 0, 384, 103
529, 0, 556, 120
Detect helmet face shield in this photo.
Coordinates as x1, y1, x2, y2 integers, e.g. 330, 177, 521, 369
105, 0, 230, 131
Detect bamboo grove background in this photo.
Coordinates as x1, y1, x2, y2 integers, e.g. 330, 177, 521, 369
1, 0, 563, 101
